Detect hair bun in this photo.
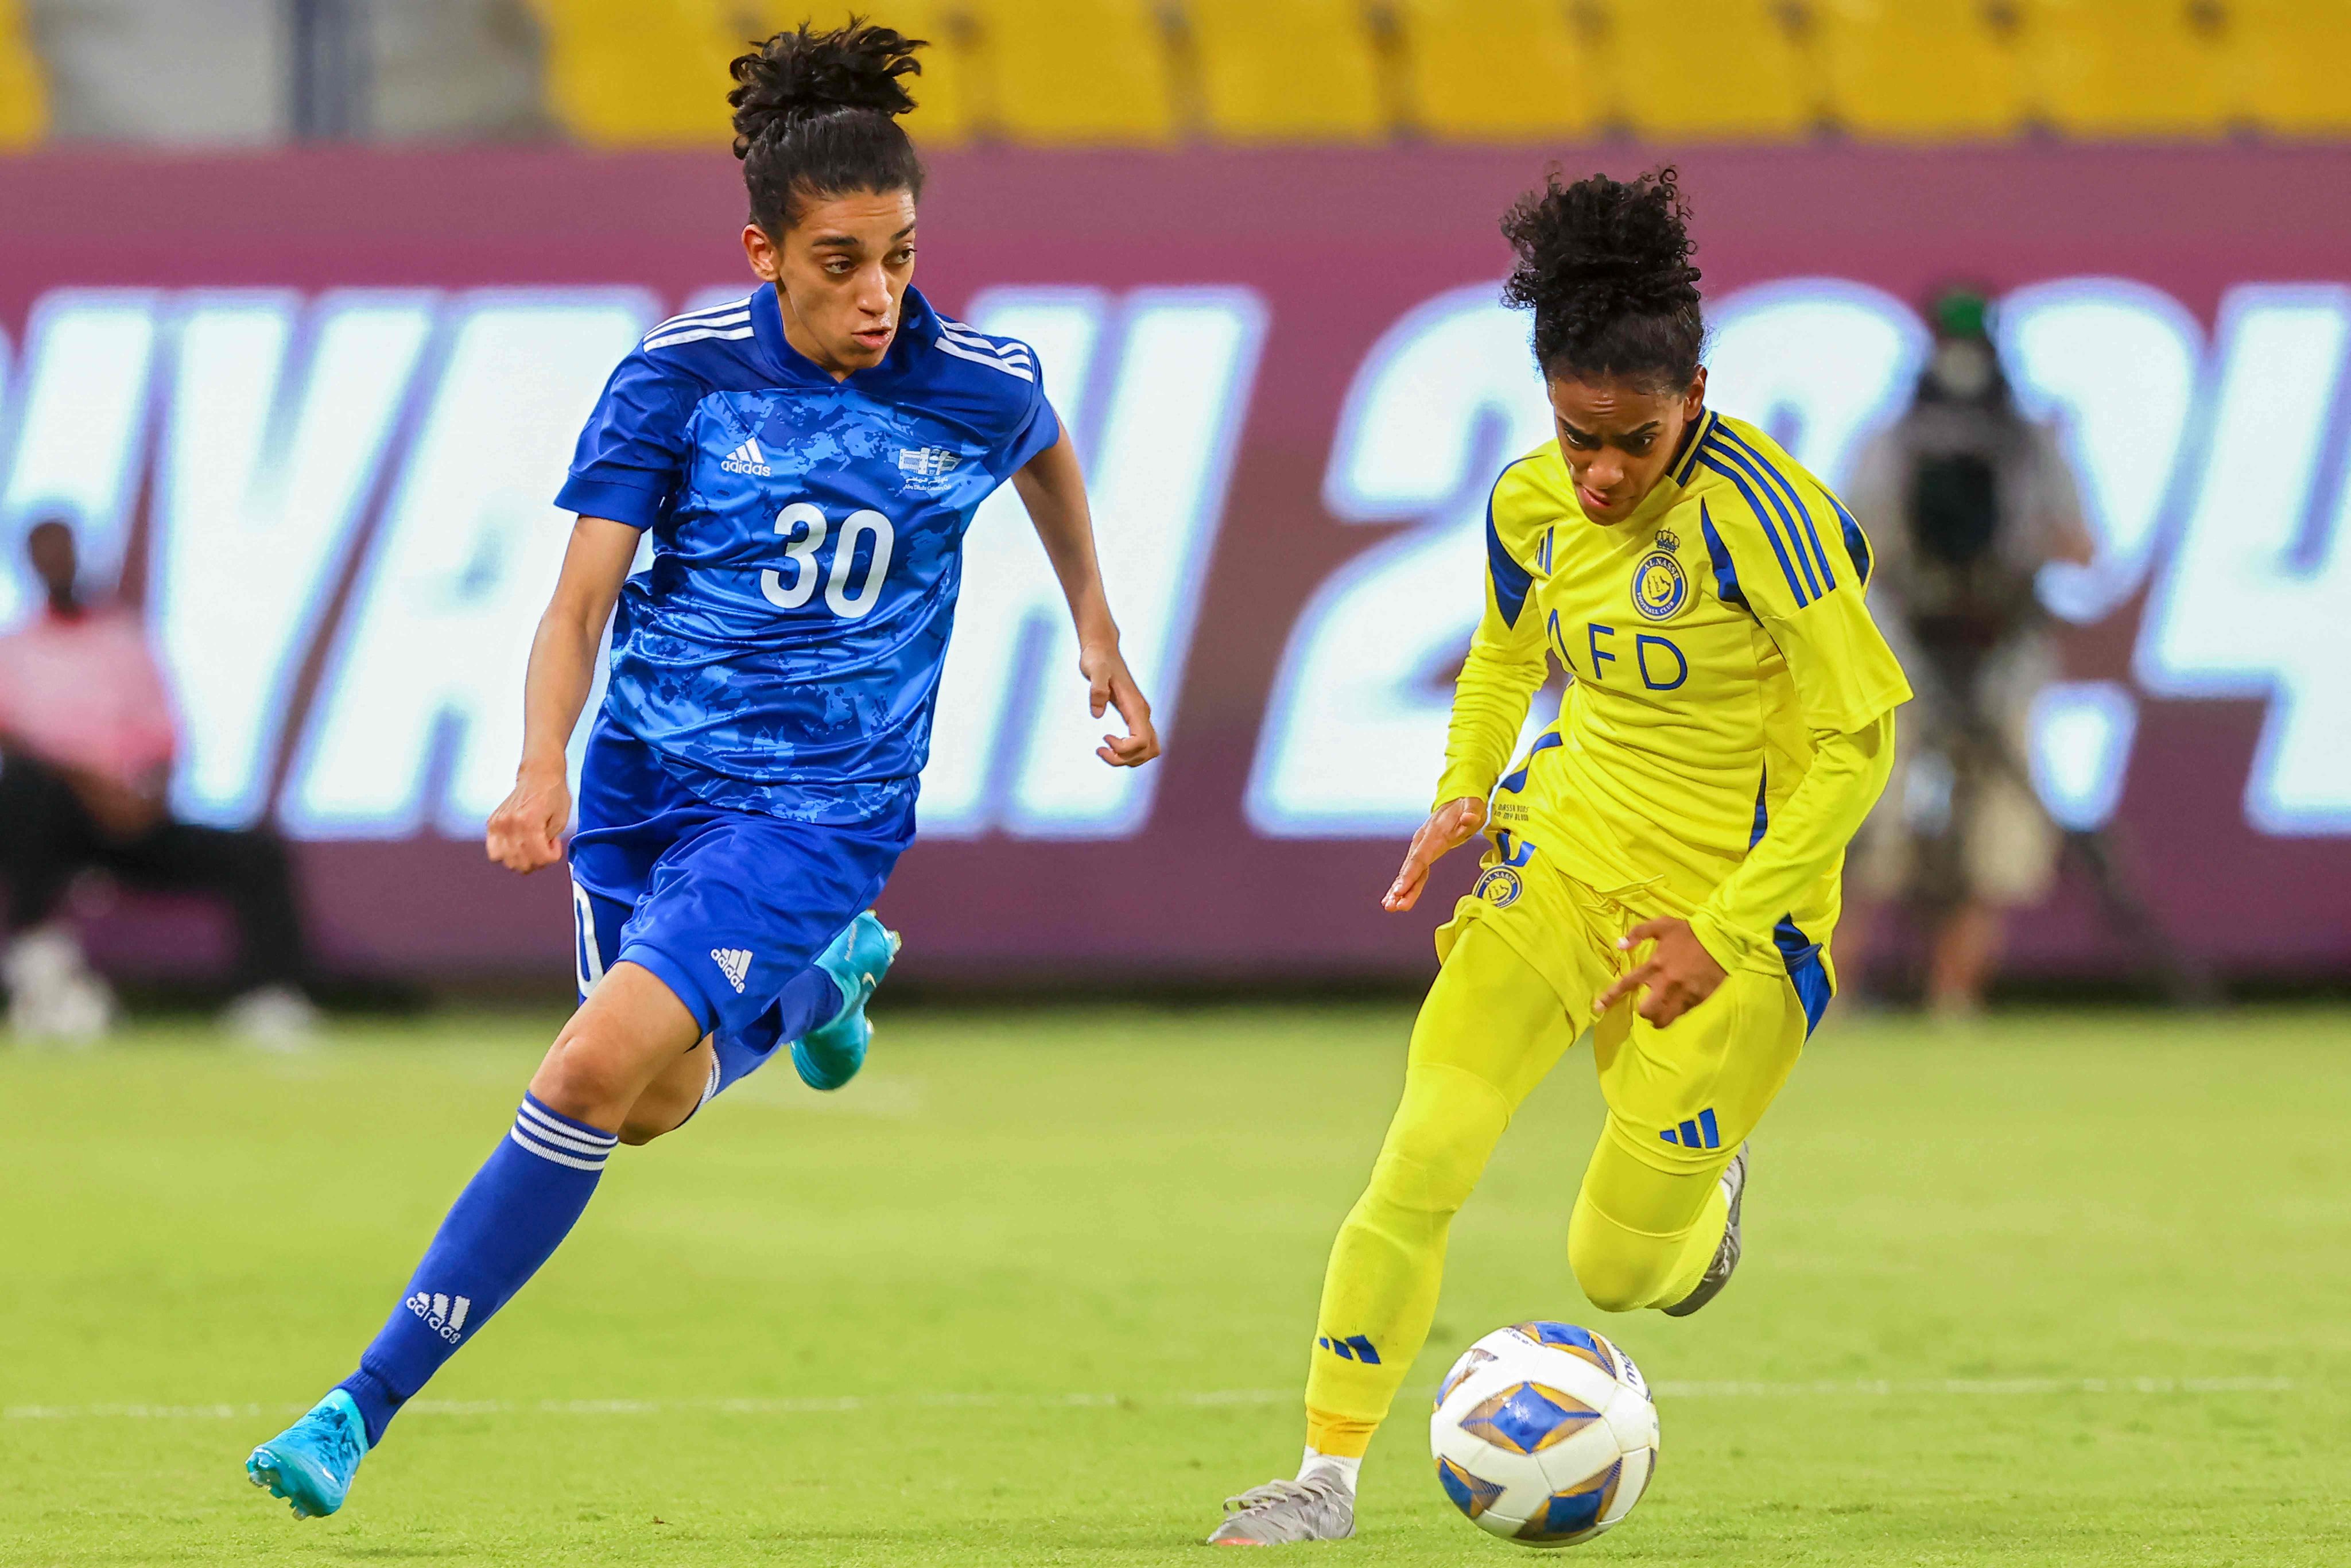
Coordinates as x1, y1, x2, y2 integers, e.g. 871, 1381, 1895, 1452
1500, 166, 1705, 389
729, 20, 924, 160
1503, 166, 1700, 330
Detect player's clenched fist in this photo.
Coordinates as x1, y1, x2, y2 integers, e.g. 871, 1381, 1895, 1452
486, 766, 570, 874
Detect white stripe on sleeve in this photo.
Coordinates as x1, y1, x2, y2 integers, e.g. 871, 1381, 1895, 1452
646, 298, 752, 335
934, 337, 1038, 381
644, 323, 756, 352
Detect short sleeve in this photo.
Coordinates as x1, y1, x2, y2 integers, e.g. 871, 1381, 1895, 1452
1704, 433, 1912, 735
553, 348, 699, 529
991, 364, 1060, 479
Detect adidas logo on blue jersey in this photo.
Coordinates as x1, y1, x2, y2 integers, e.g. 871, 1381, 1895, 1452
711, 948, 752, 993
721, 438, 772, 478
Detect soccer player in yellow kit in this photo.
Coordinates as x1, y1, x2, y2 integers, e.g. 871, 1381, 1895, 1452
1209, 168, 1912, 1544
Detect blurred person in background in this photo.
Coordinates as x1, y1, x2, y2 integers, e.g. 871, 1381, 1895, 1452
0, 517, 320, 1044
1838, 290, 2094, 1019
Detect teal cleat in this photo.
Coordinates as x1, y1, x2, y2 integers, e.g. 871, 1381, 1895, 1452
246, 1390, 368, 1519
792, 911, 901, 1092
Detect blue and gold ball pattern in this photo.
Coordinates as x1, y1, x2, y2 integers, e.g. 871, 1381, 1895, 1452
1430, 1322, 1659, 1548
1457, 1381, 1602, 1455
1513, 1458, 1624, 1544
1512, 1319, 1620, 1379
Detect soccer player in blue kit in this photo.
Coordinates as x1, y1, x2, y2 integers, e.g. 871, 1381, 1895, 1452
245, 21, 1158, 1519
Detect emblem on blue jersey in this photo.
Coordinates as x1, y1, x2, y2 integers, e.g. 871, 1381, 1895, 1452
1473, 865, 1523, 908
896, 445, 961, 491
1632, 528, 1687, 622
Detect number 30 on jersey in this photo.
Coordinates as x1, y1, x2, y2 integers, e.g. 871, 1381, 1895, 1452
760, 502, 896, 619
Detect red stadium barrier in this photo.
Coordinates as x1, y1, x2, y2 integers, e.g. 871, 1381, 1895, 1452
2, 143, 2347, 985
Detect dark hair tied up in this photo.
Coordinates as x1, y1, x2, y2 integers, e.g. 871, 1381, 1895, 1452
728, 19, 926, 234
1500, 166, 1705, 393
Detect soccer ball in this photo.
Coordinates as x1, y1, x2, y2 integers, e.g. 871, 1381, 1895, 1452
1429, 1321, 1660, 1547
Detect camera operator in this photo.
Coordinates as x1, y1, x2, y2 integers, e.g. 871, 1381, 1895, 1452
1841, 290, 2094, 1019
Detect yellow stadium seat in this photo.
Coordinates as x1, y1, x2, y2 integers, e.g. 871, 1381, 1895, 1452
1394, 0, 1604, 140
530, 2, 971, 147
2229, 0, 2351, 135
0, 0, 51, 149
2019, 0, 2227, 137
1814, 0, 2024, 140
1600, 0, 1814, 140
1185, 0, 1388, 143
529, 0, 728, 145
964, 0, 1179, 144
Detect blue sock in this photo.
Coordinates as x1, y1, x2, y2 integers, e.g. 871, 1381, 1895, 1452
335, 1095, 616, 1445
700, 965, 844, 1105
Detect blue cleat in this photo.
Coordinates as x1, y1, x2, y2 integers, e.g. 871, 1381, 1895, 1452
792, 911, 901, 1092
246, 1390, 368, 1519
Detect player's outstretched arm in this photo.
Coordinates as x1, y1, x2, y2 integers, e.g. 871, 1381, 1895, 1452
1384, 797, 1488, 913
486, 516, 642, 874
1010, 426, 1160, 769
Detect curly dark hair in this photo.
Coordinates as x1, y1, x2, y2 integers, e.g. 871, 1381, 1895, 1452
1500, 166, 1705, 393
728, 18, 927, 234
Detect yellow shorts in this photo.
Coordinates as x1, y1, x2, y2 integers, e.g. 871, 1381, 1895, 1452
1436, 830, 1818, 1172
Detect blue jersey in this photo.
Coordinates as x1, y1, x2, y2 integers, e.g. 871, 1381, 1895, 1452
556, 283, 1058, 824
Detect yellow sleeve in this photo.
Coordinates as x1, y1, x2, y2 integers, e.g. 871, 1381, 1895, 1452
1431, 458, 1553, 810
1708, 432, 1912, 735
1689, 712, 1895, 972
1685, 424, 1912, 969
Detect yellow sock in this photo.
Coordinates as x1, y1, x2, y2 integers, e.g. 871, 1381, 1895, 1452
1656, 1183, 1730, 1306
1303, 1408, 1378, 1460
1302, 1064, 1511, 1431
1567, 1119, 1733, 1312
1299, 925, 1580, 1444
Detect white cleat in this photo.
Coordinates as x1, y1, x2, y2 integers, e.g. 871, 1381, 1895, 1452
1206, 1476, 1356, 1545
1663, 1141, 1748, 1317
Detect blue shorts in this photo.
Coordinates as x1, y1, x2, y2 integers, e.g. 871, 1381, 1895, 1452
567, 716, 913, 1064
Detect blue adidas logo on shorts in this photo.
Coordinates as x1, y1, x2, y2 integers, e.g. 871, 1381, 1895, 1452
1659, 1108, 1722, 1149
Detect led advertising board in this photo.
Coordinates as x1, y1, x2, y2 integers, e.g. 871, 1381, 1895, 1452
2, 145, 2346, 982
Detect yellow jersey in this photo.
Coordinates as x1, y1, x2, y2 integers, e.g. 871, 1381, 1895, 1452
1435, 410, 1912, 976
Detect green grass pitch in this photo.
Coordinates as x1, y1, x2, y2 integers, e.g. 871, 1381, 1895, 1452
4, 1003, 2348, 1565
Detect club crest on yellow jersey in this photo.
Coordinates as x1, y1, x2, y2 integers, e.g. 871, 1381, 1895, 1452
1472, 865, 1524, 907
1631, 527, 1687, 623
